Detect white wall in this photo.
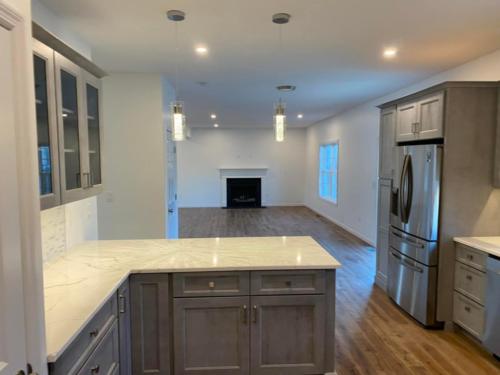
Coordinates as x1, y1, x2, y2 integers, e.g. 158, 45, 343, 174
98, 73, 167, 239
40, 197, 98, 262
177, 128, 307, 207
305, 48, 500, 246
31, 0, 92, 59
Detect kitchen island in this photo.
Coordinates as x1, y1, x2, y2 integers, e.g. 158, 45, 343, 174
44, 236, 341, 375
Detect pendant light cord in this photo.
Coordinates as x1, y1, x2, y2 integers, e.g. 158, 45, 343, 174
174, 21, 180, 101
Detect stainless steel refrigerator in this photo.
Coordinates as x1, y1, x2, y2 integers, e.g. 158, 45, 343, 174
388, 144, 442, 326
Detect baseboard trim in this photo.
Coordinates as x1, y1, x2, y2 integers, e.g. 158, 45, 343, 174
375, 271, 387, 291
305, 205, 376, 247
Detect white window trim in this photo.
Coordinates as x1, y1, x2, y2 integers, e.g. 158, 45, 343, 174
318, 140, 339, 206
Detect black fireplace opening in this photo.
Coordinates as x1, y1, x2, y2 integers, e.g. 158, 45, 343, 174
226, 178, 262, 208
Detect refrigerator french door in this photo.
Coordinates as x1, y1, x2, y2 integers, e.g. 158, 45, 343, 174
388, 144, 442, 326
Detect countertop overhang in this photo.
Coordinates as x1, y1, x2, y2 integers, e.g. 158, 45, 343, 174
43, 236, 341, 362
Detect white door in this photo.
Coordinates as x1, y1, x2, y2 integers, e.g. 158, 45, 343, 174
0, 21, 28, 375
166, 130, 179, 238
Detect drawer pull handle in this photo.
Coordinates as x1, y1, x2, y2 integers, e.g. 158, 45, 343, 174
464, 306, 471, 313
119, 294, 126, 314
90, 365, 100, 374
467, 254, 474, 261
208, 281, 215, 289
466, 275, 473, 281
285, 281, 292, 287
89, 329, 99, 338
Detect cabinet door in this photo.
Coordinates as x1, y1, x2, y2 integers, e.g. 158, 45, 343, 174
376, 179, 392, 289
417, 92, 444, 140
33, 40, 60, 209
81, 71, 103, 196
250, 295, 325, 375
173, 296, 250, 375
118, 281, 131, 375
54, 52, 87, 203
396, 101, 418, 142
130, 274, 171, 375
379, 107, 396, 179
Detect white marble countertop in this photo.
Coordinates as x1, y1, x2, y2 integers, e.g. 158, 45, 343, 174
43, 236, 340, 362
454, 236, 500, 258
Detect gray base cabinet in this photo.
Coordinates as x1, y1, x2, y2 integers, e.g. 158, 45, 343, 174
173, 296, 250, 374
130, 274, 171, 375
250, 295, 325, 375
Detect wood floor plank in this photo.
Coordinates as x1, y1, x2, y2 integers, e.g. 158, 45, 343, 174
179, 206, 500, 375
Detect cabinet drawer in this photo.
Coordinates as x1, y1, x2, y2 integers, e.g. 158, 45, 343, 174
49, 296, 118, 375
77, 320, 119, 375
456, 244, 487, 271
453, 292, 485, 339
251, 270, 325, 295
454, 262, 486, 305
173, 271, 250, 297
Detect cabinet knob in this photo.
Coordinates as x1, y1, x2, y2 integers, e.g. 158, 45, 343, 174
208, 281, 215, 289
285, 280, 292, 287
464, 306, 471, 313
466, 275, 472, 281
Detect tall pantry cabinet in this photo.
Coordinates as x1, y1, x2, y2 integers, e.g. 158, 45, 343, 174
33, 35, 105, 210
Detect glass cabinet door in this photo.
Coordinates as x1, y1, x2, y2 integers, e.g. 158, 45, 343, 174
55, 52, 86, 203
33, 40, 60, 209
84, 79, 102, 186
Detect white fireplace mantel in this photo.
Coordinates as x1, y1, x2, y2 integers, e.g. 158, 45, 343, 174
218, 168, 269, 207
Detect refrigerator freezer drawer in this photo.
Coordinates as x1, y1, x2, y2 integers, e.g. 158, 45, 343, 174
388, 249, 438, 326
390, 228, 438, 266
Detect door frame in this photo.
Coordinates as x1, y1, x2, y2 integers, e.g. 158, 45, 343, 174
0, 1, 47, 374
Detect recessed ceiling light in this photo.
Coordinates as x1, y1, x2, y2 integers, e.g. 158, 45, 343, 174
213, 123, 219, 128
195, 46, 208, 55
210, 113, 217, 119
383, 47, 398, 59
297, 114, 303, 119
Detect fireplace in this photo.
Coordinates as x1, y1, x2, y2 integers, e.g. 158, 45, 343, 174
226, 178, 262, 208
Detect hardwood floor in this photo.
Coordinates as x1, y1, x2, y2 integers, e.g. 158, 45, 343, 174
179, 206, 500, 375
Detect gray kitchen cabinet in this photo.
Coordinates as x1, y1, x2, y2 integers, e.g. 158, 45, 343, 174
33, 37, 104, 208
130, 274, 171, 375
173, 296, 250, 375
379, 107, 396, 179
250, 295, 325, 375
118, 281, 131, 375
33, 39, 61, 210
395, 92, 444, 142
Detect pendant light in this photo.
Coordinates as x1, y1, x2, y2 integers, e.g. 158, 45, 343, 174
274, 100, 286, 142
272, 13, 291, 142
167, 10, 187, 141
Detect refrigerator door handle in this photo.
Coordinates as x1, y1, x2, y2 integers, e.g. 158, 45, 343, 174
399, 155, 409, 223
405, 155, 413, 222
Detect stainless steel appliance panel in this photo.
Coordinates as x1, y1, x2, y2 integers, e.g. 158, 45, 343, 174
388, 249, 438, 326
391, 144, 442, 241
483, 255, 500, 357
390, 228, 438, 266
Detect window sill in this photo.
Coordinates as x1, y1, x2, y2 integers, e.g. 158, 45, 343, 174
319, 196, 338, 206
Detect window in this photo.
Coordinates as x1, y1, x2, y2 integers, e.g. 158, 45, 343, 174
319, 142, 339, 204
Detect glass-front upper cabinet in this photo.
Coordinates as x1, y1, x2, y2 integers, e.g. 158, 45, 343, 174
54, 52, 86, 203
82, 72, 103, 192
33, 40, 60, 210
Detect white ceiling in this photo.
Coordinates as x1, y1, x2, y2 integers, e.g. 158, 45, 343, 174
40, 0, 500, 128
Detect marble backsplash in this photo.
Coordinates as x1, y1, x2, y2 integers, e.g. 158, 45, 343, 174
41, 196, 99, 262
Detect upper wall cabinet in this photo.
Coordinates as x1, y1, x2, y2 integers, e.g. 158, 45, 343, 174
33, 40, 61, 210
379, 106, 396, 179
33, 40, 104, 209
396, 92, 444, 143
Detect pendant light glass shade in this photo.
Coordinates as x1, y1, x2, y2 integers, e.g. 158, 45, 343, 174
171, 101, 186, 141
274, 102, 286, 142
